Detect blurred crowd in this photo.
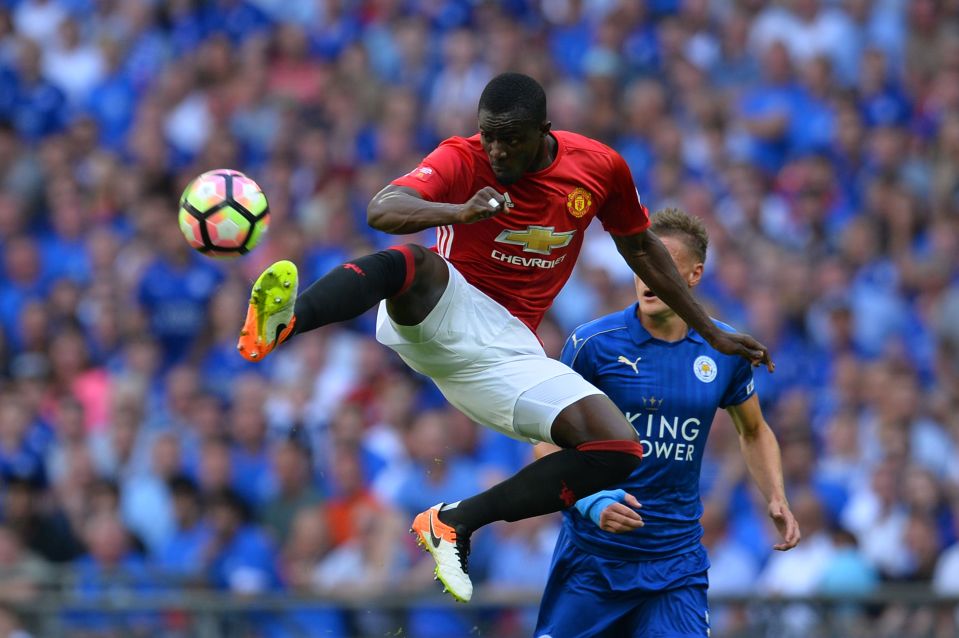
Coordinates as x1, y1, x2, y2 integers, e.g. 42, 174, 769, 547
0, 0, 958, 636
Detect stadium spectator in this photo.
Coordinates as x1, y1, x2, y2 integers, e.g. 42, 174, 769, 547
0, 524, 50, 603
70, 513, 156, 636
196, 435, 233, 497
280, 505, 350, 638
701, 499, 760, 597
119, 431, 180, 555
3, 476, 81, 564
758, 488, 834, 596
260, 439, 321, 543
778, 424, 848, 525
154, 475, 210, 578
228, 374, 273, 507
818, 528, 878, 595
42, 17, 104, 107
204, 488, 280, 593
389, 410, 485, 519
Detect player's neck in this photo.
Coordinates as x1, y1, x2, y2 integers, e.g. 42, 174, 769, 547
637, 308, 688, 343
530, 133, 557, 172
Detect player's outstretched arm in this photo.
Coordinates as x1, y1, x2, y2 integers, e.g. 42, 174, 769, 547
612, 230, 774, 371
727, 395, 801, 551
367, 185, 505, 234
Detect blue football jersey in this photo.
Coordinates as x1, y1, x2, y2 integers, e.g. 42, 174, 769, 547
561, 304, 755, 560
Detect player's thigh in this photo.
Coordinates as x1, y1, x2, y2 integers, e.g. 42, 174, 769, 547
535, 546, 636, 638
430, 354, 602, 442
621, 584, 710, 638
376, 258, 516, 376
375, 261, 602, 442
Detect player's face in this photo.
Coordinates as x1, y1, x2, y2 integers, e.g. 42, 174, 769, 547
478, 109, 548, 185
634, 235, 703, 319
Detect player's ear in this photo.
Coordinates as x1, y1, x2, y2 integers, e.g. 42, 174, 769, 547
688, 262, 704, 287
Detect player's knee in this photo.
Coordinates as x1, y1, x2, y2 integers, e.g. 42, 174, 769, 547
551, 394, 639, 448
575, 440, 643, 484
390, 244, 442, 289
384, 244, 450, 325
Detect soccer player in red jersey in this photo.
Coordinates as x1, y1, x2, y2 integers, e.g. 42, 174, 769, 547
237, 73, 773, 602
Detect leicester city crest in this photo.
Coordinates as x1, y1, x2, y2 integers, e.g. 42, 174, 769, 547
693, 355, 717, 383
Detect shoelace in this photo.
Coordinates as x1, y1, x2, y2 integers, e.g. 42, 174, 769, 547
455, 530, 471, 574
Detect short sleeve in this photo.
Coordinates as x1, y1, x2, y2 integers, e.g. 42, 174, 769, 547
391, 138, 475, 204
719, 357, 756, 409
596, 152, 650, 236
560, 329, 596, 383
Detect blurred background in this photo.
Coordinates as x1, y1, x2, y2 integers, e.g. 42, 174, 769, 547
0, 0, 957, 636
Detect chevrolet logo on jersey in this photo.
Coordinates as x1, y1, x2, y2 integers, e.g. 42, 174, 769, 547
494, 226, 576, 255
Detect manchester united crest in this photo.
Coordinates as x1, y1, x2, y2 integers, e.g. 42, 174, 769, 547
566, 187, 593, 218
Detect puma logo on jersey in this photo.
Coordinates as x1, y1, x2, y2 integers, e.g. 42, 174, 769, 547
617, 355, 641, 374
570, 333, 583, 349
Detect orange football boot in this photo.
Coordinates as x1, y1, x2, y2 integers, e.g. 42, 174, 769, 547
237, 260, 298, 362
410, 503, 473, 602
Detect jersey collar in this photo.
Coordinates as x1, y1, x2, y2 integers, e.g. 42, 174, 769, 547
623, 303, 706, 345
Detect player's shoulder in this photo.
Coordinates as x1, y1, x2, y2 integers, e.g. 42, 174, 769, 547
437, 134, 483, 153
565, 311, 629, 354
555, 130, 623, 164
431, 135, 483, 162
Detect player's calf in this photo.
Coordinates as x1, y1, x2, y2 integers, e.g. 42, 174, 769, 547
292, 244, 420, 333
238, 244, 452, 362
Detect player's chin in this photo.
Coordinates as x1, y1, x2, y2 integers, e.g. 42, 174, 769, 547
639, 297, 668, 316
492, 170, 521, 185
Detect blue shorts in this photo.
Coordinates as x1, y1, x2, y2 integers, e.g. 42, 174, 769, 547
534, 528, 711, 638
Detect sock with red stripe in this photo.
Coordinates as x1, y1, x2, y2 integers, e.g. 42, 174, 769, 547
291, 246, 415, 335
438, 440, 642, 533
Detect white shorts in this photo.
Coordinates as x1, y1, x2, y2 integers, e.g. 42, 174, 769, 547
375, 260, 602, 443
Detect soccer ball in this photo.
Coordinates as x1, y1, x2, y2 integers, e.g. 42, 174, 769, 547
178, 169, 270, 259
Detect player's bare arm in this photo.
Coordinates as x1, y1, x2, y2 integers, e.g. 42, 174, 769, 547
367, 185, 505, 234
727, 394, 801, 551
611, 230, 774, 371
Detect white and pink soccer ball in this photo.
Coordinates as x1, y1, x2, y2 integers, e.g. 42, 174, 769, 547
178, 169, 270, 259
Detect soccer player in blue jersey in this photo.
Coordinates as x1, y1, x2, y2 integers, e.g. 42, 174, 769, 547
534, 209, 801, 638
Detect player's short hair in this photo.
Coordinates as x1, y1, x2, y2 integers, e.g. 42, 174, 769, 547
478, 72, 547, 124
650, 208, 709, 264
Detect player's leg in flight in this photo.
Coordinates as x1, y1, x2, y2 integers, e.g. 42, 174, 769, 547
237, 244, 447, 360
413, 392, 641, 602
434, 393, 639, 530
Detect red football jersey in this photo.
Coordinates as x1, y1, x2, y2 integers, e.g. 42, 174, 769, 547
391, 131, 650, 332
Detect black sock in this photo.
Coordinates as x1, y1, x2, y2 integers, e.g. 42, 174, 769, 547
438, 441, 642, 533
292, 246, 414, 334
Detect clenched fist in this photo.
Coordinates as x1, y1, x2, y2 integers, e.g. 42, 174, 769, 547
456, 187, 505, 224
